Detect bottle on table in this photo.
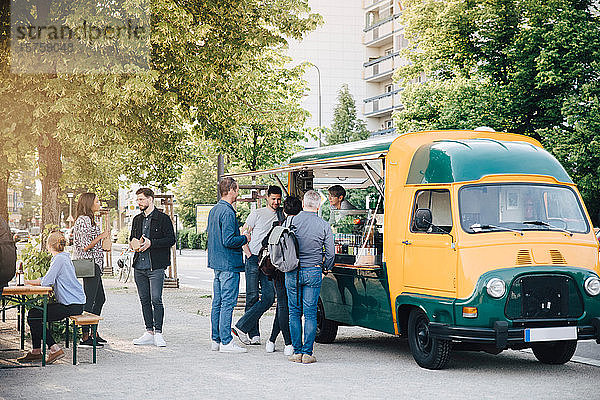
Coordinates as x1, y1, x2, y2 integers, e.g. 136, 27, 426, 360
16, 261, 24, 286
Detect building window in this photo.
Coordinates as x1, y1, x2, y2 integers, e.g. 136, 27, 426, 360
396, 34, 409, 50
385, 119, 393, 129
384, 47, 393, 56
385, 84, 393, 93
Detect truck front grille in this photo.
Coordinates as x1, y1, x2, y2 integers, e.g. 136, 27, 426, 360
505, 274, 583, 320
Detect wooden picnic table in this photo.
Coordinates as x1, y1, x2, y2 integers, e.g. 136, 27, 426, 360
1, 285, 53, 366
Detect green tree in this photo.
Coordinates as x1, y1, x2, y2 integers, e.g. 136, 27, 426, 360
326, 84, 369, 145
396, 0, 600, 222
1, 0, 322, 231
173, 142, 219, 228
541, 82, 600, 222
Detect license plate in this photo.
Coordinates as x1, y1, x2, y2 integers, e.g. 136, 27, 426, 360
524, 326, 577, 342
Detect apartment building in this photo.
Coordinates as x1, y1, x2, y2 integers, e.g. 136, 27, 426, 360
287, 0, 366, 147
362, 0, 408, 136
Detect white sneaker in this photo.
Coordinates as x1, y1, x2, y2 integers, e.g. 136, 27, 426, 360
250, 335, 261, 345
219, 341, 247, 353
265, 340, 275, 353
154, 332, 166, 347
133, 332, 155, 345
211, 341, 220, 351
231, 326, 250, 345
284, 344, 294, 356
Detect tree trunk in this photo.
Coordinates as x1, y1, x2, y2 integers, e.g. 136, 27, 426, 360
0, 168, 8, 223
38, 133, 62, 231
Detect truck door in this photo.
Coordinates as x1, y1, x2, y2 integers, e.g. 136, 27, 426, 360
402, 189, 457, 295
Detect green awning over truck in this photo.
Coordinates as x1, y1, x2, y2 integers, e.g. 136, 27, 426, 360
289, 135, 398, 164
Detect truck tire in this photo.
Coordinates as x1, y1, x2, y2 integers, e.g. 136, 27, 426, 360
407, 308, 452, 369
315, 299, 338, 343
531, 340, 577, 365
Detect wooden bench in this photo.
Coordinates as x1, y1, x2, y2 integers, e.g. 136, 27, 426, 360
69, 312, 103, 365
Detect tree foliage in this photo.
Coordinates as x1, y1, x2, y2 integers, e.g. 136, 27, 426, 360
0, 0, 321, 229
326, 84, 369, 145
396, 0, 600, 222
172, 141, 219, 228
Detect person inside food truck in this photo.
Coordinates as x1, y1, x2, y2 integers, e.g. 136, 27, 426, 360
328, 185, 357, 211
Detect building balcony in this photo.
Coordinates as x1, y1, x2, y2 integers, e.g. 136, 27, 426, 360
364, 52, 399, 82
363, 89, 402, 118
363, 0, 392, 11
363, 13, 401, 47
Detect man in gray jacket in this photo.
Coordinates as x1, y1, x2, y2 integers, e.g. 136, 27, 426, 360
286, 190, 334, 364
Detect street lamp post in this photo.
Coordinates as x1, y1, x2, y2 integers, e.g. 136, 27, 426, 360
307, 62, 322, 146
66, 192, 74, 228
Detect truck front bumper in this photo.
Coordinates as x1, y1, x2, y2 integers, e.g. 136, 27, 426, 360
428, 317, 600, 349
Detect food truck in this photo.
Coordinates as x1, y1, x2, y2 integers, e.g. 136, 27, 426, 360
225, 130, 600, 369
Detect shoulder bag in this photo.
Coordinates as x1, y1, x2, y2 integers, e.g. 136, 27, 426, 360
73, 259, 95, 278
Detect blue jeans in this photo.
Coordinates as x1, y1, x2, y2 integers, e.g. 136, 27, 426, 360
236, 255, 275, 337
134, 268, 165, 332
211, 270, 240, 345
285, 266, 322, 355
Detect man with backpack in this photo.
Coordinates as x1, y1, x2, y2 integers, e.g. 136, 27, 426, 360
232, 186, 283, 345
284, 190, 334, 364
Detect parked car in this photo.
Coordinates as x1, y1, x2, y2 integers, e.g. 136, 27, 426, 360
13, 229, 30, 242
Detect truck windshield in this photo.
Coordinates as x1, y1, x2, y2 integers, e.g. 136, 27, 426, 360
459, 184, 589, 234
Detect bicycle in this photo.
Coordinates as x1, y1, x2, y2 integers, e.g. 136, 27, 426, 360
116, 248, 134, 283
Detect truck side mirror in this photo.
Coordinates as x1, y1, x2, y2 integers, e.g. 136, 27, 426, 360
414, 208, 433, 231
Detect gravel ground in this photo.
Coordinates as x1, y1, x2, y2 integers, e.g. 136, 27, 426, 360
1, 277, 598, 400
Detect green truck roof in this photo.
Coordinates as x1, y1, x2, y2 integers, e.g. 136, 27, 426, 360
406, 139, 572, 184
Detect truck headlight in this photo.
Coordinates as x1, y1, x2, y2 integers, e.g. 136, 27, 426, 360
486, 278, 506, 298
584, 276, 600, 296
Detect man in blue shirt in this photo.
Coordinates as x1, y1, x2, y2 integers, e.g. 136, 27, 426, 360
286, 190, 334, 364
207, 177, 251, 353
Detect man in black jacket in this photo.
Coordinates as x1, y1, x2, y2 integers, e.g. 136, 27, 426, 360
129, 188, 176, 347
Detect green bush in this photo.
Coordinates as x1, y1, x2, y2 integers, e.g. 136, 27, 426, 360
19, 225, 56, 279
177, 229, 191, 248
176, 229, 207, 249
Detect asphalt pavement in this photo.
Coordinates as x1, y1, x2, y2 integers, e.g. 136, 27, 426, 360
1, 275, 599, 400
110, 244, 600, 363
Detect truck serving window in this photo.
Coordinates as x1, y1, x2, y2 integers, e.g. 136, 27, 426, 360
411, 189, 452, 233
459, 184, 589, 234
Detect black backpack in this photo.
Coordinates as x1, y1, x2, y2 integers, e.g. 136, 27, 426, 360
0, 217, 16, 288
258, 208, 286, 278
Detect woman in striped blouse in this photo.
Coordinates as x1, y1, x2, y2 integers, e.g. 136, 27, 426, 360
72, 192, 109, 347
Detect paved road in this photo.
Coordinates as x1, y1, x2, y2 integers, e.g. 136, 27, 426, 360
1, 278, 598, 400
16, 242, 600, 365
110, 244, 246, 292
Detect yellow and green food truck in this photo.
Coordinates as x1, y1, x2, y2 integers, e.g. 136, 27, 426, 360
226, 129, 600, 369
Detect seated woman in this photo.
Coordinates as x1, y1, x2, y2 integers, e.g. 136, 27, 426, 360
17, 231, 86, 364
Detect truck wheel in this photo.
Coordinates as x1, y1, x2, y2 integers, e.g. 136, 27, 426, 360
315, 299, 338, 343
531, 340, 577, 365
407, 308, 451, 369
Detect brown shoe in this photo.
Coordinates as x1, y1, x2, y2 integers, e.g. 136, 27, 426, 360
46, 348, 65, 365
302, 354, 317, 364
288, 353, 303, 363
17, 351, 43, 363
